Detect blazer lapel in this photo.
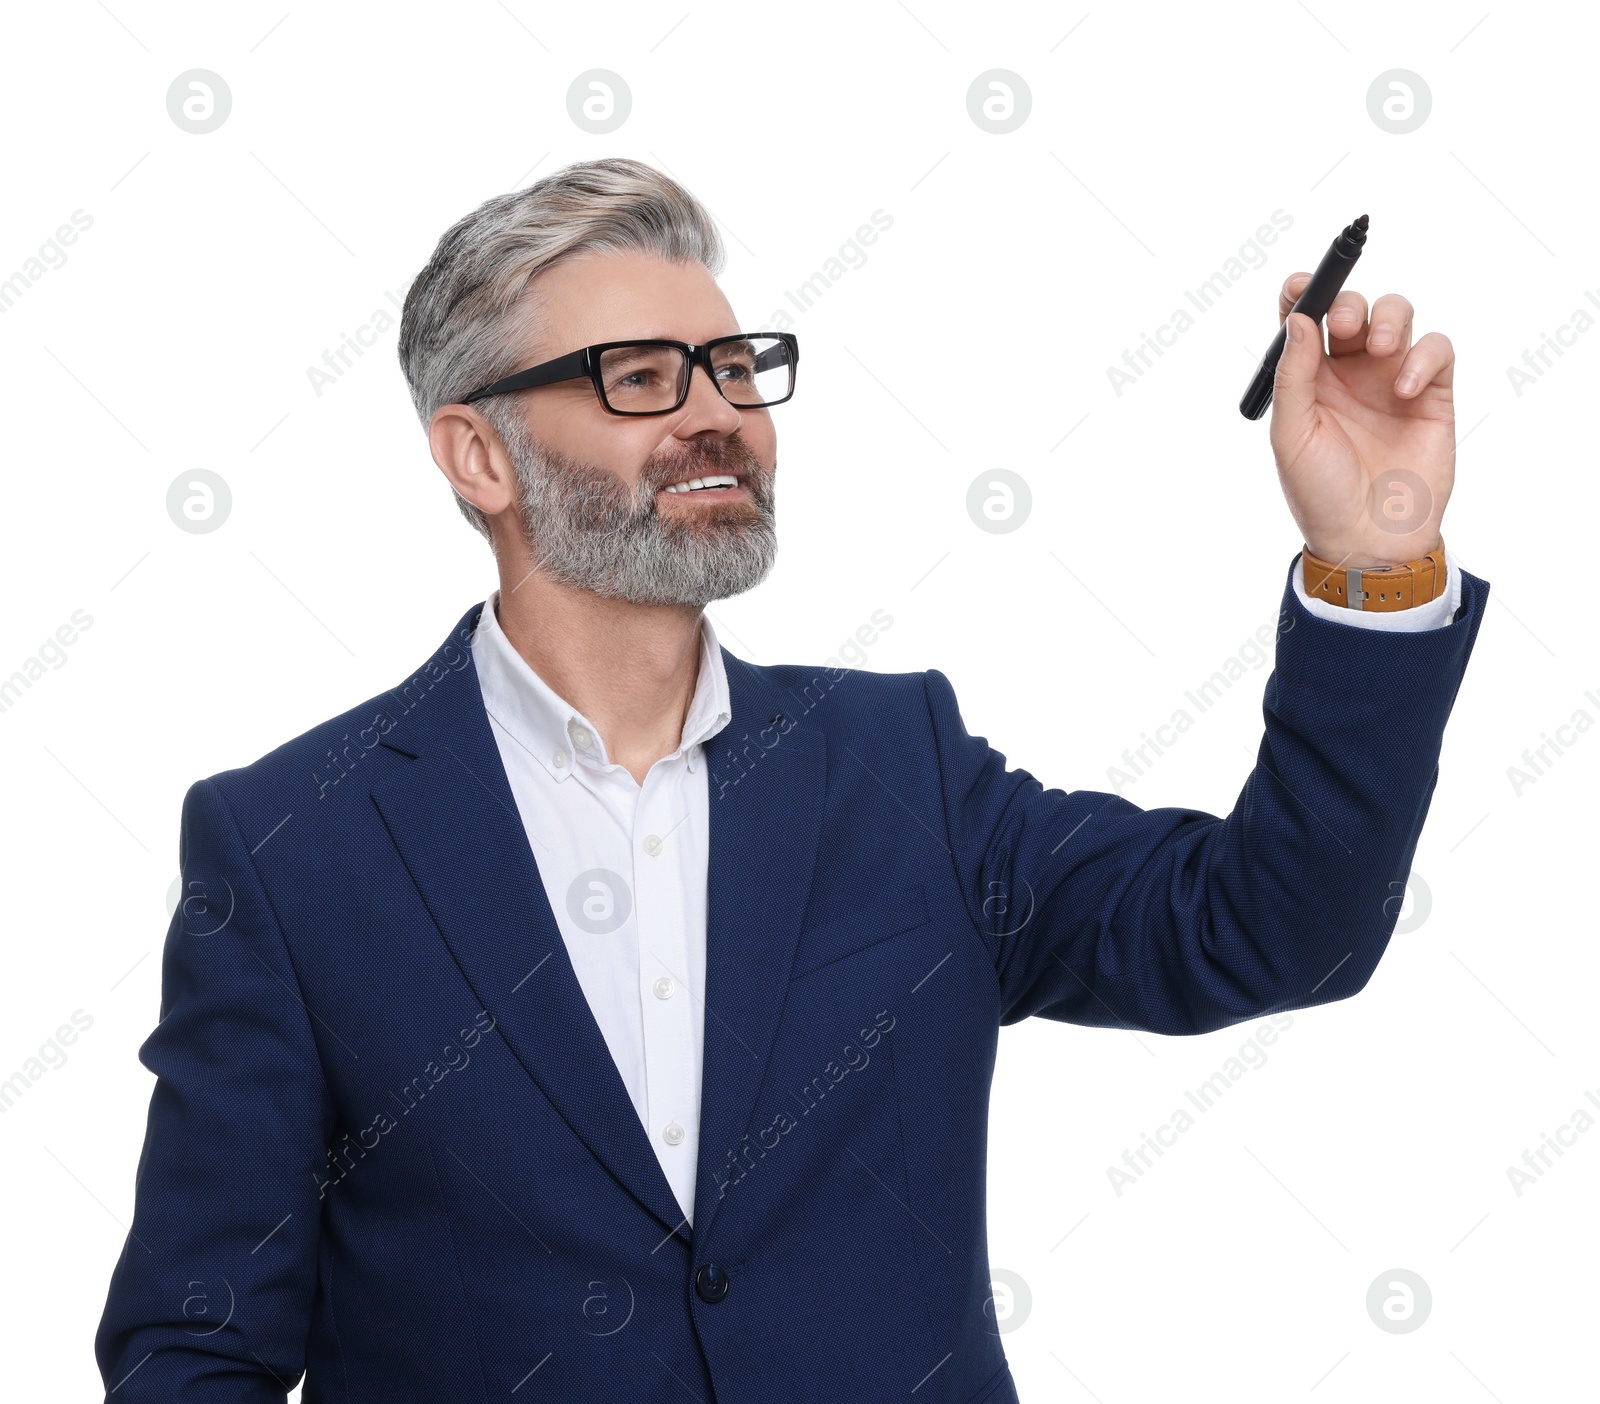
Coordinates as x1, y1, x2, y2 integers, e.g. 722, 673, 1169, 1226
369, 602, 690, 1241
690, 651, 827, 1251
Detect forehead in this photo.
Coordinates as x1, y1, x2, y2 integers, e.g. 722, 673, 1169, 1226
525, 248, 739, 351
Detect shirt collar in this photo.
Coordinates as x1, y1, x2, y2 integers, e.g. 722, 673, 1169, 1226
471, 588, 733, 782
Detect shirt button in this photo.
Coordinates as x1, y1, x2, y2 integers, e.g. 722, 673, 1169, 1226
552, 748, 569, 768
653, 976, 675, 1000
571, 724, 593, 750
642, 834, 662, 856
662, 1121, 685, 1146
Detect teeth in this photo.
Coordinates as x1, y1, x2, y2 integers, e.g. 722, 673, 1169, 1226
665, 474, 738, 494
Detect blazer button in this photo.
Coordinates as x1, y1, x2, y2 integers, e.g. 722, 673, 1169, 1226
695, 1263, 730, 1303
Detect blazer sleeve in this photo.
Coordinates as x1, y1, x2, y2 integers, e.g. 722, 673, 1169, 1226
95, 777, 333, 1401
924, 553, 1490, 1036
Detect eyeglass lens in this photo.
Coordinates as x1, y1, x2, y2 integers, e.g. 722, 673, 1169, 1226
597, 337, 792, 412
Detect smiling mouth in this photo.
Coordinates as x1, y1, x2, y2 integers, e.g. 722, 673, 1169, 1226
660, 474, 743, 496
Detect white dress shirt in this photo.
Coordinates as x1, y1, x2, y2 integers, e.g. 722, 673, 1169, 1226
472, 588, 731, 1228
467, 548, 1459, 1225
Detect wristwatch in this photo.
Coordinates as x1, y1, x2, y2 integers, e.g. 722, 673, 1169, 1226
1301, 539, 1447, 612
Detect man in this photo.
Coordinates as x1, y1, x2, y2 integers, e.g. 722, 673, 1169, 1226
96, 157, 1487, 1402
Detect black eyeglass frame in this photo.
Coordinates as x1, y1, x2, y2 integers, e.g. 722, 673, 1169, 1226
458, 331, 800, 415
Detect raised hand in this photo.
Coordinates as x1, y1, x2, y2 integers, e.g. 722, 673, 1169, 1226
1269, 272, 1455, 568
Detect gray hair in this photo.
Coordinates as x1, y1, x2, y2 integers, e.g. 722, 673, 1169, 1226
397, 157, 726, 542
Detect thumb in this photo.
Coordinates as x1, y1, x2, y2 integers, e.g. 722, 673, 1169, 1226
1271, 311, 1322, 447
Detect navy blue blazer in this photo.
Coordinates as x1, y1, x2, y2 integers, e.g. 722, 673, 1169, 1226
96, 554, 1488, 1402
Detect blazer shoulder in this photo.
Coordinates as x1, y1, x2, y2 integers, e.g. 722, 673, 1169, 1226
198, 601, 487, 834
195, 685, 415, 830
752, 658, 934, 735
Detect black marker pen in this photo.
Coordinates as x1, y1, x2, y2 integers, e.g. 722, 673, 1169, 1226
1239, 213, 1369, 420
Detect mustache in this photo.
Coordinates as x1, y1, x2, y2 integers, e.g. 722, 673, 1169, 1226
642, 435, 769, 492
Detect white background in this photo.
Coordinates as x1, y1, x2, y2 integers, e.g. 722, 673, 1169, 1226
2, 1, 1594, 1398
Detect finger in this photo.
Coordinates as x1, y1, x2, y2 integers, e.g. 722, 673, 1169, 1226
1270, 311, 1322, 451
1391, 330, 1455, 397
1326, 290, 1371, 356
1364, 292, 1415, 359
1278, 273, 1312, 322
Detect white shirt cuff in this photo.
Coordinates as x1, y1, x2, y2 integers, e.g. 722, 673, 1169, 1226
1293, 544, 1461, 631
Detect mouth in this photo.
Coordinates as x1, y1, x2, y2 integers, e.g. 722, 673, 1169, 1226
658, 472, 746, 499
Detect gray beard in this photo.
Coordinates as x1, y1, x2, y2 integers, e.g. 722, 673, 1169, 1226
494, 409, 778, 607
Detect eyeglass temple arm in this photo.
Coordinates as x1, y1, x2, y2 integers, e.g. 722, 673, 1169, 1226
462, 348, 589, 404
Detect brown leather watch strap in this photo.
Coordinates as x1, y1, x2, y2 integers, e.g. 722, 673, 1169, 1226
1302, 539, 1447, 611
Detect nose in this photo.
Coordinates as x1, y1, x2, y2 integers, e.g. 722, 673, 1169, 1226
679, 358, 744, 429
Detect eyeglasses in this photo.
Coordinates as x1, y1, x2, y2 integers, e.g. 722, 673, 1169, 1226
459, 331, 800, 416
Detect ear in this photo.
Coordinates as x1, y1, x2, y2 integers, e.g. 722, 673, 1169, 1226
428, 404, 518, 519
